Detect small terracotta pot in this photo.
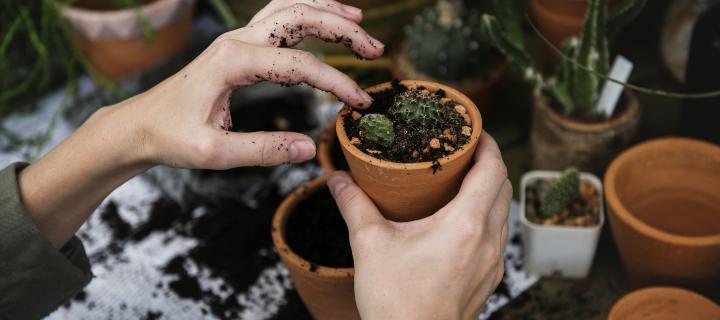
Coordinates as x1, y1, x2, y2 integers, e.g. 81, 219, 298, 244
391, 46, 508, 111
271, 176, 359, 320
529, 89, 640, 174
605, 137, 720, 293
60, 0, 195, 80
608, 287, 720, 320
336, 80, 483, 222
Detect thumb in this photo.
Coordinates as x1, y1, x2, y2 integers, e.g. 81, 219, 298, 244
327, 171, 384, 235
211, 130, 316, 168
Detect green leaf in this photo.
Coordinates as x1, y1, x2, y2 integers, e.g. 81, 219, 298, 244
480, 14, 539, 85
571, 0, 602, 110
491, 0, 523, 48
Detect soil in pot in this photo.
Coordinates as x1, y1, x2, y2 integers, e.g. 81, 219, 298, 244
342, 80, 472, 165
285, 188, 353, 269
525, 177, 601, 227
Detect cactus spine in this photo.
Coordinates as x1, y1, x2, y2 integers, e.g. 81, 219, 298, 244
541, 168, 581, 217
480, 0, 646, 118
390, 90, 443, 127
404, 0, 500, 82
358, 114, 395, 148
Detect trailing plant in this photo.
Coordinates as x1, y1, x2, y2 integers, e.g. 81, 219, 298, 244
358, 114, 395, 148
389, 90, 443, 127
481, 0, 646, 120
541, 167, 580, 217
403, 0, 502, 82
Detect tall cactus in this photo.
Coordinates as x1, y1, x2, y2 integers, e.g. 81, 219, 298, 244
481, 0, 646, 118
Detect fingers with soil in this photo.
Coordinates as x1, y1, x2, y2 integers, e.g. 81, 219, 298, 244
248, 0, 363, 25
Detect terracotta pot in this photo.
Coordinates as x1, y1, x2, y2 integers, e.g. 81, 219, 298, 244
391, 46, 508, 112
529, 89, 640, 174
271, 176, 359, 320
608, 287, 720, 320
530, 0, 618, 66
60, 0, 195, 80
336, 80, 483, 222
605, 137, 720, 293
520, 170, 604, 279
317, 119, 349, 174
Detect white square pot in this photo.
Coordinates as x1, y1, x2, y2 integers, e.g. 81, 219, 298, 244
520, 170, 604, 279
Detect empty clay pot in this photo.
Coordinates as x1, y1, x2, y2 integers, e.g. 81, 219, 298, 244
391, 46, 508, 111
60, 0, 195, 80
272, 176, 359, 320
529, 89, 640, 174
608, 287, 720, 320
336, 80, 483, 222
605, 137, 720, 293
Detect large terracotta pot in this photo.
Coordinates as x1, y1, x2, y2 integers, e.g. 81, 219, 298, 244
271, 176, 359, 320
605, 137, 720, 293
529, 89, 640, 174
336, 80, 483, 222
60, 0, 195, 80
391, 46, 508, 111
608, 287, 720, 320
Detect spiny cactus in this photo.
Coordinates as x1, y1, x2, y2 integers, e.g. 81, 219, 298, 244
389, 90, 443, 127
404, 0, 501, 82
541, 168, 581, 217
358, 114, 395, 148
481, 0, 646, 119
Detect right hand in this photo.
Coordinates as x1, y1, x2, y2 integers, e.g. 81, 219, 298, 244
328, 132, 512, 319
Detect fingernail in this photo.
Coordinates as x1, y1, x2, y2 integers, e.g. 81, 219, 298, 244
328, 172, 350, 196
359, 90, 373, 107
289, 140, 316, 163
342, 4, 362, 16
368, 35, 385, 49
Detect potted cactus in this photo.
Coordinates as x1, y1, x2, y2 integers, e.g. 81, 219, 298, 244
392, 0, 507, 108
520, 167, 604, 278
272, 176, 359, 319
481, 0, 644, 173
59, 0, 196, 80
336, 80, 482, 222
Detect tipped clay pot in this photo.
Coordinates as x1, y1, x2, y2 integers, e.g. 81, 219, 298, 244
530, 89, 640, 174
272, 176, 358, 320
61, 0, 195, 80
608, 287, 720, 320
605, 137, 720, 293
336, 80, 483, 222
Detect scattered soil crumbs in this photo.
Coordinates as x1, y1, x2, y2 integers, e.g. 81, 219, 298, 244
285, 188, 353, 268
343, 80, 471, 163
525, 179, 600, 227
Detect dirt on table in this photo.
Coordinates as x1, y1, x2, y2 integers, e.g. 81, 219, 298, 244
343, 80, 471, 164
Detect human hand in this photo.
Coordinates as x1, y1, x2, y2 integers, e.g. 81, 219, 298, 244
328, 133, 511, 319
109, 0, 384, 170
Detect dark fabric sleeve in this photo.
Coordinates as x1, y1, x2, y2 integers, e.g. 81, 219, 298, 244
0, 163, 92, 320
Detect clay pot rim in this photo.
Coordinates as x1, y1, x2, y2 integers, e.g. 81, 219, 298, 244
604, 137, 720, 246
520, 170, 605, 231
61, 0, 168, 15
608, 286, 720, 319
391, 42, 510, 95
271, 175, 355, 277
317, 120, 338, 173
534, 89, 640, 133
336, 80, 483, 170
531, 0, 585, 24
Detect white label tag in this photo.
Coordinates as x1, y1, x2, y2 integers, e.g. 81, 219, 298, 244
596, 55, 634, 118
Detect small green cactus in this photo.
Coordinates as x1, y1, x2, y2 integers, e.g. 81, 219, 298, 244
358, 114, 395, 148
541, 168, 581, 217
389, 90, 443, 127
404, 0, 500, 82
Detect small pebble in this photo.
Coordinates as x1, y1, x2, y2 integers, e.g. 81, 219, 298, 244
454, 105, 467, 114
351, 111, 362, 121
461, 113, 472, 125
366, 149, 382, 154
444, 143, 455, 152
411, 150, 420, 158
429, 138, 441, 149
443, 129, 456, 142
461, 126, 472, 136
350, 137, 361, 145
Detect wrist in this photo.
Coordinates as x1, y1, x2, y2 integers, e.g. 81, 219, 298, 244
91, 101, 154, 170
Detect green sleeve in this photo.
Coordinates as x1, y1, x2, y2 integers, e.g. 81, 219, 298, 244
0, 163, 93, 320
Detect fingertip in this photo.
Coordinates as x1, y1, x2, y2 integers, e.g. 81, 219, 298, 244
328, 170, 353, 197
289, 139, 316, 163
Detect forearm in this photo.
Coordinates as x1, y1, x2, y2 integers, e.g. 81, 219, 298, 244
17, 104, 151, 249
